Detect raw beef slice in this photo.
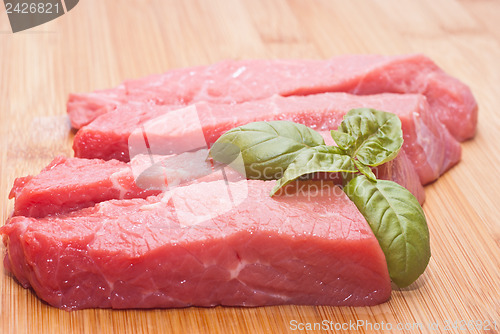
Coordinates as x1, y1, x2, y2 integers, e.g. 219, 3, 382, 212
74, 92, 461, 185
1, 180, 392, 310
9, 156, 157, 218
9, 143, 424, 218
8, 151, 216, 218
68, 54, 477, 141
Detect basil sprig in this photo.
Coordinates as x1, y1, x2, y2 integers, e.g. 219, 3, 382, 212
209, 121, 324, 180
210, 108, 430, 287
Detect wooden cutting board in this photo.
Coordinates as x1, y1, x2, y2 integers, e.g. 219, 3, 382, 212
1, 0, 499, 333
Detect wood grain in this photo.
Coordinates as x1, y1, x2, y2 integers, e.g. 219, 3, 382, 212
1, 0, 499, 333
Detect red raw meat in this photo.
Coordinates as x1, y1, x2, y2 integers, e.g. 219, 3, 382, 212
8, 151, 218, 218
373, 151, 425, 204
67, 86, 130, 132
9, 138, 425, 218
68, 54, 477, 141
1, 180, 391, 310
73, 102, 180, 161
74, 93, 460, 185
8, 156, 155, 218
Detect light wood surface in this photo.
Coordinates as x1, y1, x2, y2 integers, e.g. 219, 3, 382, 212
1, 1, 499, 333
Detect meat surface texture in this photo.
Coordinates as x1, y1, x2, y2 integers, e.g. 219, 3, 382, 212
74, 93, 461, 185
9, 151, 218, 218
8, 157, 155, 218
373, 151, 426, 203
68, 54, 477, 141
9, 143, 425, 219
1, 180, 392, 310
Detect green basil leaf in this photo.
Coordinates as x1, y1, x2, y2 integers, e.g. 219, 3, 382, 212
353, 159, 377, 182
329, 130, 352, 153
210, 121, 325, 180
270, 145, 357, 196
332, 108, 403, 167
344, 175, 430, 287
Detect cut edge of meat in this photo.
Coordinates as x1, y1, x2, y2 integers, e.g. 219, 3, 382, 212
67, 85, 128, 129
8, 156, 161, 218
